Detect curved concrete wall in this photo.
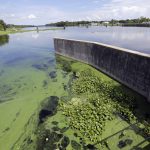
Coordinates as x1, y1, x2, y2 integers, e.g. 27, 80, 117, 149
54, 38, 150, 102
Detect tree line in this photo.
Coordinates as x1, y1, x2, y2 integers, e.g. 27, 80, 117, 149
46, 21, 90, 27
0, 19, 35, 31
46, 17, 150, 27
110, 17, 150, 25
1, 17, 150, 30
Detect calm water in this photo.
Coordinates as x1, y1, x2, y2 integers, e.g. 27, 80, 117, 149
0, 26, 150, 55
0, 26, 150, 149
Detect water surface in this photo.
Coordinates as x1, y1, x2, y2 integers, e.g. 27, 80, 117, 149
0, 27, 150, 149
21, 26, 150, 54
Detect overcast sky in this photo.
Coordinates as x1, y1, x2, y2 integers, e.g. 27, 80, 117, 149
0, 0, 150, 25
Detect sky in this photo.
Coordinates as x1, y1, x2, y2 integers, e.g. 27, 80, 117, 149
0, 0, 150, 25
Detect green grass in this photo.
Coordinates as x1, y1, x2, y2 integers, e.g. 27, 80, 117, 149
0, 27, 63, 35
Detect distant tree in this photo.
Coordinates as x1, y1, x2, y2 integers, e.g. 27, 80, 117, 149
110, 19, 118, 25
45, 17, 150, 27
139, 16, 149, 23
46, 21, 90, 27
0, 24, 4, 30
0, 20, 7, 31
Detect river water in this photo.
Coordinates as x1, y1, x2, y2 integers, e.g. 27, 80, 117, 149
1, 26, 150, 54
0, 26, 150, 150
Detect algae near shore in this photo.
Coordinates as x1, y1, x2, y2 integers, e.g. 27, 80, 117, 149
0, 30, 150, 150
0, 52, 150, 149
35, 55, 150, 150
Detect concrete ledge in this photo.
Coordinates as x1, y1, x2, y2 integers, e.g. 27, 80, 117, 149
54, 37, 150, 58
54, 38, 150, 102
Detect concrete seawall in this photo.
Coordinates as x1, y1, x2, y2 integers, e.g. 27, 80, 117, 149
54, 38, 150, 102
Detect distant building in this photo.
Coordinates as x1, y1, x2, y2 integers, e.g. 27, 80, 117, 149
90, 22, 99, 26
142, 22, 150, 24
103, 21, 109, 24
116, 23, 122, 26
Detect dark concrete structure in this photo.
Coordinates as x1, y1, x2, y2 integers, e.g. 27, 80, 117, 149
54, 38, 150, 102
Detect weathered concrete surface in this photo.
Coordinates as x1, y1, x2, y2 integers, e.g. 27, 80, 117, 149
54, 38, 150, 102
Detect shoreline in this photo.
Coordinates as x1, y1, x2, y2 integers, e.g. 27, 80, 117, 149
0, 27, 63, 35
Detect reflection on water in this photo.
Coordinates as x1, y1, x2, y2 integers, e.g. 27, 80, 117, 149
31, 33, 39, 39
0, 35, 9, 46
21, 26, 150, 54
57, 26, 150, 54
0, 26, 150, 53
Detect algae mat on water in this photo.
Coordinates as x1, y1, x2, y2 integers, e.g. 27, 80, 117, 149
36, 56, 150, 150
0, 54, 150, 150
0, 52, 70, 150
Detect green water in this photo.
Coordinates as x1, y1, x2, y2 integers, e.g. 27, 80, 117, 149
0, 31, 69, 149
0, 52, 66, 149
0, 31, 149, 150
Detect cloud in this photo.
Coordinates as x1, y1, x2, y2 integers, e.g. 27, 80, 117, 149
1, 0, 150, 25
76, 0, 150, 20
46, 0, 150, 22
0, 5, 65, 24
93, 0, 99, 3
28, 14, 37, 19
10, 14, 15, 17
104, 0, 150, 19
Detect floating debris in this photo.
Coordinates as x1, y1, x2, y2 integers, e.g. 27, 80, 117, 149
52, 121, 59, 126
32, 64, 48, 71
43, 80, 48, 88
71, 140, 81, 150
61, 136, 70, 148
39, 96, 59, 124
118, 140, 127, 149
49, 71, 57, 79
36, 129, 63, 150
60, 127, 69, 133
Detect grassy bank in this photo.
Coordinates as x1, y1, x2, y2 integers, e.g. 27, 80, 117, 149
0, 27, 63, 35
